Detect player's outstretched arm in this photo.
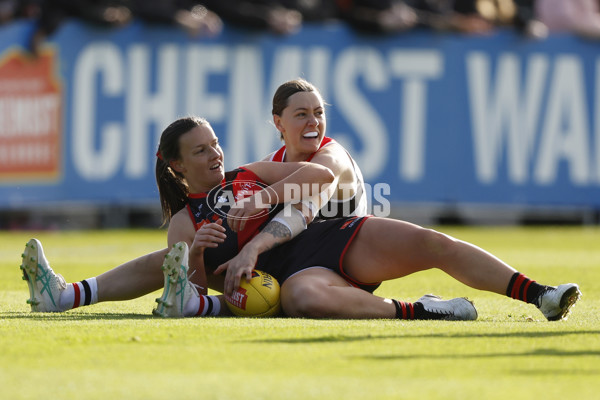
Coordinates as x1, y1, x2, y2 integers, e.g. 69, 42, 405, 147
227, 161, 334, 232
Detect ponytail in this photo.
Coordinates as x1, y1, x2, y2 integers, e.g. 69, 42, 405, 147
155, 116, 208, 225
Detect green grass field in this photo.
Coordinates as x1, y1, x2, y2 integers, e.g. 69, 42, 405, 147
1, 227, 599, 400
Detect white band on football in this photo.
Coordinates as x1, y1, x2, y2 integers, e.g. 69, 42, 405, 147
271, 205, 307, 238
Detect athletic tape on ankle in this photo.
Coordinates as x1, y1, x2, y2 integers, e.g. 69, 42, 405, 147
271, 205, 307, 238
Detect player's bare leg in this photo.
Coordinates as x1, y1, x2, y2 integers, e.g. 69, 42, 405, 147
343, 217, 516, 294
281, 268, 394, 318
281, 268, 477, 320
21, 238, 169, 312
343, 217, 580, 320
96, 249, 168, 301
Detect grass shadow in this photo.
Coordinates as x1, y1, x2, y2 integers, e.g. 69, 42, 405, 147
0, 311, 156, 321
249, 330, 600, 344
355, 348, 600, 361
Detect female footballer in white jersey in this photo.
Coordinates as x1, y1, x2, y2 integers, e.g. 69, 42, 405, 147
267, 79, 367, 219
19, 82, 581, 322
215, 79, 580, 321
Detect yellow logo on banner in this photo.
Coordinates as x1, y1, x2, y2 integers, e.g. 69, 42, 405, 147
0, 48, 62, 182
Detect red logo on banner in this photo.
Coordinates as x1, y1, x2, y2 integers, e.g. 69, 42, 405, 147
0, 48, 62, 181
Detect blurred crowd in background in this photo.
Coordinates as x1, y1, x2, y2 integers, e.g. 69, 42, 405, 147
1, 0, 600, 55
1, 0, 598, 229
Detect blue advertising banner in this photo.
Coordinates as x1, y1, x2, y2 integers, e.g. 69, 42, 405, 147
1, 20, 599, 211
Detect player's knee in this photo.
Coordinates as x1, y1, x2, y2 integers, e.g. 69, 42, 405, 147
282, 282, 332, 318
418, 228, 458, 260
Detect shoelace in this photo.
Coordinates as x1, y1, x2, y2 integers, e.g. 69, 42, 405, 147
534, 287, 552, 308
186, 269, 204, 291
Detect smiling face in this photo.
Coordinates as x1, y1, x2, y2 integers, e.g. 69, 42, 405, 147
273, 91, 326, 161
171, 124, 225, 193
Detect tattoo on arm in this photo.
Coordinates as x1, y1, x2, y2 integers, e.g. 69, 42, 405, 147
261, 221, 292, 250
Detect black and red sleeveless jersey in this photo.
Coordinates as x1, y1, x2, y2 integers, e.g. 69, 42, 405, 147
186, 167, 282, 271
269, 137, 367, 219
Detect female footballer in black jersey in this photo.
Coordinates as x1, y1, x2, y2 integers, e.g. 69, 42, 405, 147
20, 86, 581, 321
170, 118, 578, 322
213, 79, 580, 321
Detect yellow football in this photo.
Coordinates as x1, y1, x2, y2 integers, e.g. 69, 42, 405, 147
225, 270, 281, 317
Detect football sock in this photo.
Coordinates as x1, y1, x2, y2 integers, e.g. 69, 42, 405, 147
183, 294, 221, 317
393, 299, 450, 320
197, 295, 221, 316
392, 300, 415, 319
506, 272, 547, 306
59, 277, 99, 310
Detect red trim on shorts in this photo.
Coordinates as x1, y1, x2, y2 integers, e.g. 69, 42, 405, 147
337, 216, 381, 289
72, 283, 80, 309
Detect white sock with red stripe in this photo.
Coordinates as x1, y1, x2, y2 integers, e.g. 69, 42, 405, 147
182, 294, 221, 317
58, 278, 98, 310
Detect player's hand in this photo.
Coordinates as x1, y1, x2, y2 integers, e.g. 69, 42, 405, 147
227, 194, 269, 232
214, 245, 259, 296
191, 219, 226, 253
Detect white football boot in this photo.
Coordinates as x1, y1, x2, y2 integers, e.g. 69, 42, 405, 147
417, 294, 478, 321
20, 238, 66, 312
153, 242, 198, 318
536, 283, 581, 321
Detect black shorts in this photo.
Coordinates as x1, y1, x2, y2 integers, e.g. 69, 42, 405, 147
256, 216, 381, 293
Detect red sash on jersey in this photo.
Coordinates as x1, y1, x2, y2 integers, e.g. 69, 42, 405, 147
270, 137, 336, 162
185, 168, 269, 250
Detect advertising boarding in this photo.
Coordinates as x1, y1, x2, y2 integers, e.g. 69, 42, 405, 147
0, 20, 599, 211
